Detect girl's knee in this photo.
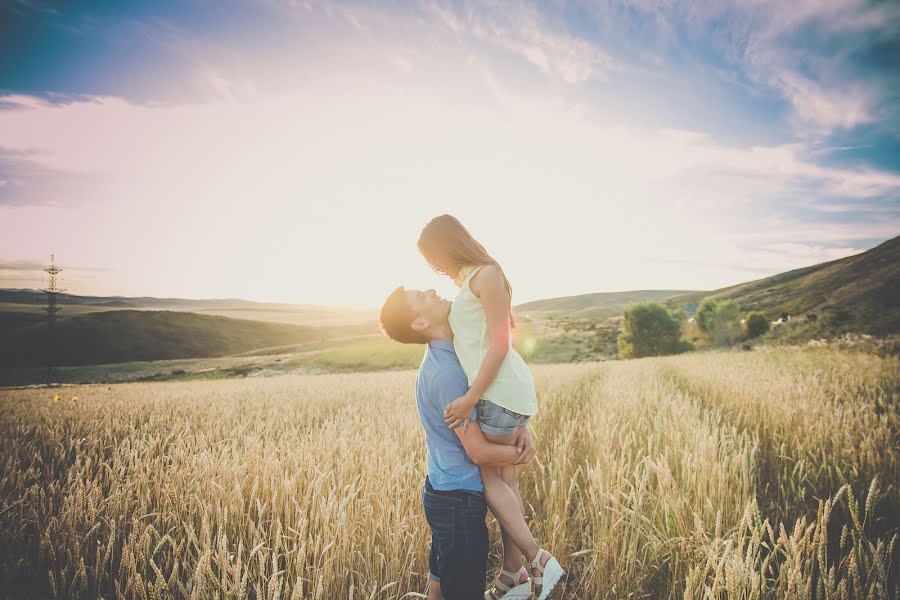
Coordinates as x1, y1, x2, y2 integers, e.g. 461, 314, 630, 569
500, 465, 518, 487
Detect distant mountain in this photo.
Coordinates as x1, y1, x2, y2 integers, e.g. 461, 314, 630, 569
516, 290, 701, 319
664, 235, 900, 335
0, 290, 377, 327
0, 309, 344, 368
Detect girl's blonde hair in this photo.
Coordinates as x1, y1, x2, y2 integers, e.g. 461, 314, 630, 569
417, 214, 516, 329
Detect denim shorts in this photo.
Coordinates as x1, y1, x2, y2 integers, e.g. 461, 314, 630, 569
476, 398, 530, 437
423, 476, 488, 599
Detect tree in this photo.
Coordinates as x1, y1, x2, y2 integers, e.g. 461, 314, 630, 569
710, 299, 741, 346
695, 297, 744, 346
695, 297, 719, 333
617, 302, 690, 359
743, 311, 769, 338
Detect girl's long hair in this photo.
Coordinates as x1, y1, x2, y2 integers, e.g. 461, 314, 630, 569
417, 214, 516, 329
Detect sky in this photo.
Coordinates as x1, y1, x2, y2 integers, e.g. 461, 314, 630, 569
1, 0, 899, 307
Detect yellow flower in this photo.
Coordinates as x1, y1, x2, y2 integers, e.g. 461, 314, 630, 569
72, 396, 79, 402
52, 394, 60, 402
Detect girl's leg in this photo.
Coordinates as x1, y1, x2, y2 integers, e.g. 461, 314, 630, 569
426, 580, 441, 600
482, 463, 531, 598
500, 462, 526, 573
480, 431, 540, 562
482, 425, 564, 599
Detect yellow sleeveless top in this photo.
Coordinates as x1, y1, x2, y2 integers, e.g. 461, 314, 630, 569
448, 265, 538, 416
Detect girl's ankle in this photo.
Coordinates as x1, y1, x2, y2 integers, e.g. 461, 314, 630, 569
529, 548, 550, 568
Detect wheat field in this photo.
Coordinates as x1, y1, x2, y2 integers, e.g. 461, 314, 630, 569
0, 346, 897, 599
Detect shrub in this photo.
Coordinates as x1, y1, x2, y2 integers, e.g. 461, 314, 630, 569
709, 299, 742, 346
696, 297, 719, 333
743, 311, 770, 339
617, 302, 690, 358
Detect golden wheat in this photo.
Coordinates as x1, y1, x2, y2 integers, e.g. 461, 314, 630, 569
0, 348, 897, 599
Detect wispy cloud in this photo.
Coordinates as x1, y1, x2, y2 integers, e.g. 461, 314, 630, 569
0, 258, 110, 272
8, 0, 61, 18
0, 146, 106, 207
1, 0, 897, 302
0, 257, 112, 290
589, 0, 900, 139
427, 1, 615, 83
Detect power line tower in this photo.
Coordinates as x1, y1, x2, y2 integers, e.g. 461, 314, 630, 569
42, 254, 66, 385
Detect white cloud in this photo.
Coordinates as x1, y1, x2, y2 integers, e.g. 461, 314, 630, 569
602, 0, 900, 138
759, 242, 864, 263
390, 56, 414, 74
1, 82, 897, 303
428, 1, 614, 84
771, 69, 873, 135
2, 2, 897, 302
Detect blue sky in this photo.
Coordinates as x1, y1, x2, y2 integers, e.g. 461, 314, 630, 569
1, 0, 898, 305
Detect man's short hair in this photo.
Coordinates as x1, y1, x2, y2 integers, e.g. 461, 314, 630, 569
379, 286, 429, 344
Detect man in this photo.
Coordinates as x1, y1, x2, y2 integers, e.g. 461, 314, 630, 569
379, 286, 536, 600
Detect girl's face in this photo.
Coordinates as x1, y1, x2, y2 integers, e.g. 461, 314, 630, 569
423, 247, 459, 278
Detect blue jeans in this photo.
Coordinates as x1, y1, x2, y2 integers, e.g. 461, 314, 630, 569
423, 476, 489, 599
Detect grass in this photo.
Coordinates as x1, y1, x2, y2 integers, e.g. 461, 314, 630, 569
299, 336, 426, 372
0, 346, 897, 598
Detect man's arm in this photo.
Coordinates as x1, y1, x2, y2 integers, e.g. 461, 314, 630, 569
431, 368, 536, 467
454, 423, 535, 467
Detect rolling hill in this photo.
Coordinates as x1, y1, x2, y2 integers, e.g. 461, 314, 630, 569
663, 235, 900, 335
0, 290, 378, 327
2, 235, 895, 373
513, 234, 899, 339
0, 309, 369, 368
516, 290, 700, 319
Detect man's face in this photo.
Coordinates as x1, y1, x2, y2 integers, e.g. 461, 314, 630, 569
405, 288, 451, 329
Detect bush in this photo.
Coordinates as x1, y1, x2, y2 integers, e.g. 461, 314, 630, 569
743, 311, 769, 338
695, 298, 743, 346
709, 299, 741, 346
617, 302, 691, 359
696, 297, 718, 333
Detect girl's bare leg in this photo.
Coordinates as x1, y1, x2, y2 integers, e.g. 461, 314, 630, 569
480, 430, 539, 562
500, 460, 526, 574
426, 580, 441, 600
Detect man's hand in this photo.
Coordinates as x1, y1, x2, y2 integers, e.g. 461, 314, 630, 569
444, 394, 477, 432
514, 427, 536, 465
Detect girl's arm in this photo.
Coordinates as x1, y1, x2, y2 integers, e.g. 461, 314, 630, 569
443, 264, 511, 431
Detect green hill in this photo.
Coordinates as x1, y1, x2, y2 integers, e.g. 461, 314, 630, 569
663, 235, 900, 336
0, 309, 352, 368
0, 290, 378, 327
516, 290, 699, 319
513, 235, 898, 345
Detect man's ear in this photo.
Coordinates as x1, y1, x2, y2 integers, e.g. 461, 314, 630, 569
410, 316, 429, 332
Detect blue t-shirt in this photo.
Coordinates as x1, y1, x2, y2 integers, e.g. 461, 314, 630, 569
415, 339, 483, 492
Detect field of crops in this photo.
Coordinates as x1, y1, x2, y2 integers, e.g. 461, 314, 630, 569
0, 346, 897, 599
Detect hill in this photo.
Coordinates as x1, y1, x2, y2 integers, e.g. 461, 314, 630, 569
663, 235, 900, 336
0, 309, 365, 368
0, 290, 378, 327
516, 290, 699, 319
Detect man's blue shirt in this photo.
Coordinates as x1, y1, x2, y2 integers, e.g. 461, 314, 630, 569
415, 339, 483, 493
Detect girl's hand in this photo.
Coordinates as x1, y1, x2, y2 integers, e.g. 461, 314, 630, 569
444, 395, 476, 432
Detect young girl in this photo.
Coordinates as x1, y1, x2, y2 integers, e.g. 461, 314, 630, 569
418, 214, 565, 600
